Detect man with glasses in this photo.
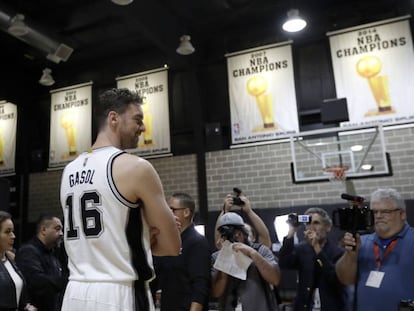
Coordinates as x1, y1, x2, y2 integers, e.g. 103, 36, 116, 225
336, 188, 414, 311
153, 193, 210, 310
279, 207, 347, 311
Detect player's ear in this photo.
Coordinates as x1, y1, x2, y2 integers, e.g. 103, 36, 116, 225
108, 111, 119, 126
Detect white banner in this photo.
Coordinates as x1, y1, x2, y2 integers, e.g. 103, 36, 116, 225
0, 101, 17, 176
226, 42, 299, 145
49, 82, 92, 168
117, 68, 171, 157
328, 16, 414, 127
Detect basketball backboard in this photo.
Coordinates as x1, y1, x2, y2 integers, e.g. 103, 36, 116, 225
290, 124, 392, 183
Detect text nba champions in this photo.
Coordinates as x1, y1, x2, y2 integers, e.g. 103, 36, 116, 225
232, 50, 288, 77
335, 27, 406, 58
69, 169, 95, 187
53, 90, 89, 111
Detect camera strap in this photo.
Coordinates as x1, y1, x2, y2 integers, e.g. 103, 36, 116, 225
373, 238, 398, 270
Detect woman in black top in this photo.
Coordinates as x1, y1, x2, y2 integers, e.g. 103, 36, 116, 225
0, 211, 37, 311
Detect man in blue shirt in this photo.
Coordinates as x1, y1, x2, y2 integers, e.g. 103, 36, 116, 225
336, 188, 414, 311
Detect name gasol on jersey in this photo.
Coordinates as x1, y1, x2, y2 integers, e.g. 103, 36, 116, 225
69, 169, 95, 187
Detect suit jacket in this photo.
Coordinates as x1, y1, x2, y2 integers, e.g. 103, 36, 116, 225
15, 237, 66, 311
0, 253, 30, 311
279, 237, 346, 311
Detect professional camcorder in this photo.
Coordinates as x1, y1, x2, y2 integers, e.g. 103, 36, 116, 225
232, 187, 244, 206
287, 213, 312, 227
332, 193, 374, 233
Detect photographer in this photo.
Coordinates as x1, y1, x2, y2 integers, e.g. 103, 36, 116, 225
279, 208, 347, 311
214, 190, 271, 249
336, 188, 414, 311
211, 212, 280, 311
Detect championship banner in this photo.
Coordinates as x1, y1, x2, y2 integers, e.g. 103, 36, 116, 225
116, 68, 171, 157
0, 101, 17, 176
49, 82, 92, 169
226, 42, 299, 146
328, 16, 414, 127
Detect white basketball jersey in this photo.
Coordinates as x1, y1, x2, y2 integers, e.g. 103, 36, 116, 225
60, 146, 154, 283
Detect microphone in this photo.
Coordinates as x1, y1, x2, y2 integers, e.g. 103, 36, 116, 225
341, 193, 365, 203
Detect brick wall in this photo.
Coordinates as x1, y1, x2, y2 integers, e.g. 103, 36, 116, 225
28, 127, 414, 220
27, 154, 198, 221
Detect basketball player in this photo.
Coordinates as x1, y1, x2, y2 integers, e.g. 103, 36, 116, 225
60, 88, 181, 311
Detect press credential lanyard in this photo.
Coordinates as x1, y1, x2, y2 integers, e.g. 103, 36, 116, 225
366, 239, 398, 288
373, 239, 398, 270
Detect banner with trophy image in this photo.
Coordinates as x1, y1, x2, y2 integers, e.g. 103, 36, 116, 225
0, 101, 17, 176
49, 82, 92, 169
116, 68, 171, 157
328, 16, 414, 127
226, 42, 299, 146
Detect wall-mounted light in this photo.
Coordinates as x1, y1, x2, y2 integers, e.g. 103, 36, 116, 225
282, 9, 307, 33
8, 14, 29, 37
176, 35, 195, 55
39, 68, 55, 86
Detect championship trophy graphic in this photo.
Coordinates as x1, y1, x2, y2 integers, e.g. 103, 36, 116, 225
0, 126, 4, 165
138, 97, 154, 147
246, 75, 276, 131
356, 55, 395, 116
60, 112, 77, 157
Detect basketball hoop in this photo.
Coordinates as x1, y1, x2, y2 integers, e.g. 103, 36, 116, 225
323, 165, 348, 182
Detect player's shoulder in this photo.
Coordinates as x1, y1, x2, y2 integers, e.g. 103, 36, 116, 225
113, 153, 155, 177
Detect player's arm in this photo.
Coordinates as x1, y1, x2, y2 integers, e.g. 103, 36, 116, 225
114, 154, 181, 256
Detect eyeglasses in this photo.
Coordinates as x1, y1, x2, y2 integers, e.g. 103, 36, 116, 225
372, 208, 401, 216
170, 207, 187, 213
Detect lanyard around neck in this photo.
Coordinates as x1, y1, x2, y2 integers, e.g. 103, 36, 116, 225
373, 239, 398, 270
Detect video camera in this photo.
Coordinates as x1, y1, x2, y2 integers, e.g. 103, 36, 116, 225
332, 193, 374, 233
232, 187, 244, 206
287, 213, 312, 227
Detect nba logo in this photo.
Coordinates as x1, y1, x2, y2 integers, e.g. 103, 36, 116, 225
233, 123, 240, 135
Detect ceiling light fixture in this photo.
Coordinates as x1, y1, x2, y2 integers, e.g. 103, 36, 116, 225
39, 68, 55, 86
282, 9, 307, 33
110, 0, 133, 6
176, 35, 195, 55
8, 14, 29, 37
